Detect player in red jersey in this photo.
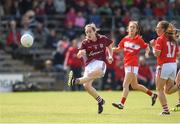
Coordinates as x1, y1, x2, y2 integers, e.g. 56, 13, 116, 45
171, 70, 180, 111
112, 21, 157, 110
64, 39, 84, 91
67, 23, 113, 114
150, 21, 180, 115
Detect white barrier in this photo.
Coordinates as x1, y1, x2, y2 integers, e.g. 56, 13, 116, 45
0, 74, 23, 92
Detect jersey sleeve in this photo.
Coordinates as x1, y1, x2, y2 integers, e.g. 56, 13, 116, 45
139, 37, 148, 49
79, 40, 86, 50
155, 38, 163, 51
103, 36, 113, 47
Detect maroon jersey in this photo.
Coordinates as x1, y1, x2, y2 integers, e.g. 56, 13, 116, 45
79, 34, 113, 65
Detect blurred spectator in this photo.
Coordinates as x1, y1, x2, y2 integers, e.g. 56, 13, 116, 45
89, 7, 101, 27
75, 0, 89, 15
65, 7, 77, 26
6, 19, 21, 49
44, 0, 56, 15
54, 0, 66, 14
0, 1, 4, 16
98, 2, 112, 15
33, 21, 49, 48
23, 10, 37, 29
143, 3, 153, 17
74, 12, 86, 28
174, 0, 180, 16
87, 0, 97, 11
114, 59, 124, 90
129, 6, 141, 20
10, 1, 21, 18
114, 8, 123, 28
45, 29, 58, 49
0, 32, 4, 49
6, 19, 21, 59
64, 39, 84, 91
64, 22, 76, 41
115, 27, 126, 45
20, 14, 33, 35
42, 59, 57, 72
122, 11, 131, 26
153, 2, 167, 17
34, 0, 45, 16
53, 40, 69, 71
19, 0, 33, 15
101, 45, 120, 90
166, 1, 179, 19
138, 56, 154, 89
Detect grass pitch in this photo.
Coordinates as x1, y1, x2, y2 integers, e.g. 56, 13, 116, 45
0, 91, 180, 123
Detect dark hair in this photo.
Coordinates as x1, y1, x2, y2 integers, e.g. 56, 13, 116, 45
159, 21, 176, 43
128, 21, 141, 35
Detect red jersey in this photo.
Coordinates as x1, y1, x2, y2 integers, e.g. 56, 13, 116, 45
155, 34, 179, 65
80, 34, 113, 65
115, 65, 125, 81
6, 31, 21, 46
118, 35, 148, 66
65, 47, 84, 68
138, 64, 153, 80
106, 52, 120, 70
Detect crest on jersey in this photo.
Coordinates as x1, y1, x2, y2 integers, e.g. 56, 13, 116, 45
124, 42, 140, 50
100, 44, 104, 48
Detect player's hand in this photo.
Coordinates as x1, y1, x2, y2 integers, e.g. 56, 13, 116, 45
77, 50, 86, 58
107, 56, 113, 64
149, 39, 155, 47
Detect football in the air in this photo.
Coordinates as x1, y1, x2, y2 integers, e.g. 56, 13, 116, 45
20, 33, 34, 47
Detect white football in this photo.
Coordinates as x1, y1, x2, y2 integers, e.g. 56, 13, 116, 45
20, 33, 34, 47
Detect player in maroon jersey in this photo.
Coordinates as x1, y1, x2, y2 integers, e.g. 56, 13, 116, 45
151, 21, 180, 115
67, 23, 113, 114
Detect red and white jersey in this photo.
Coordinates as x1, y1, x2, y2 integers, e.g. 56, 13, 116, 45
79, 34, 113, 65
154, 34, 179, 65
118, 35, 148, 66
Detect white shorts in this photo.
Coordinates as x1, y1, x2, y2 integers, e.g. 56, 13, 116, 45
125, 66, 138, 75
84, 60, 106, 77
156, 62, 177, 80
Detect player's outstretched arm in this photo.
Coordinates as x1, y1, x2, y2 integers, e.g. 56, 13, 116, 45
107, 43, 113, 64
113, 46, 122, 53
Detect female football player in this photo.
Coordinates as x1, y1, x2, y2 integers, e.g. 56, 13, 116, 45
172, 70, 180, 111
67, 23, 113, 114
151, 21, 180, 115
112, 21, 157, 110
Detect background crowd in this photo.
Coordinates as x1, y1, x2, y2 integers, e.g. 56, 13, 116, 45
0, 0, 180, 91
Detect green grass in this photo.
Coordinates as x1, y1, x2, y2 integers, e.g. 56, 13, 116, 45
0, 91, 179, 123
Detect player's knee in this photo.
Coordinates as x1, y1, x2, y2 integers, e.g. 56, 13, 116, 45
131, 84, 138, 90
83, 83, 92, 90
123, 82, 129, 88
156, 87, 163, 92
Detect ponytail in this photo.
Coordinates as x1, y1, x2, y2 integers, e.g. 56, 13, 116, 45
159, 21, 176, 43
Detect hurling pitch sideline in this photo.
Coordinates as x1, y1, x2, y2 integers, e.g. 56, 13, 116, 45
0, 91, 179, 123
